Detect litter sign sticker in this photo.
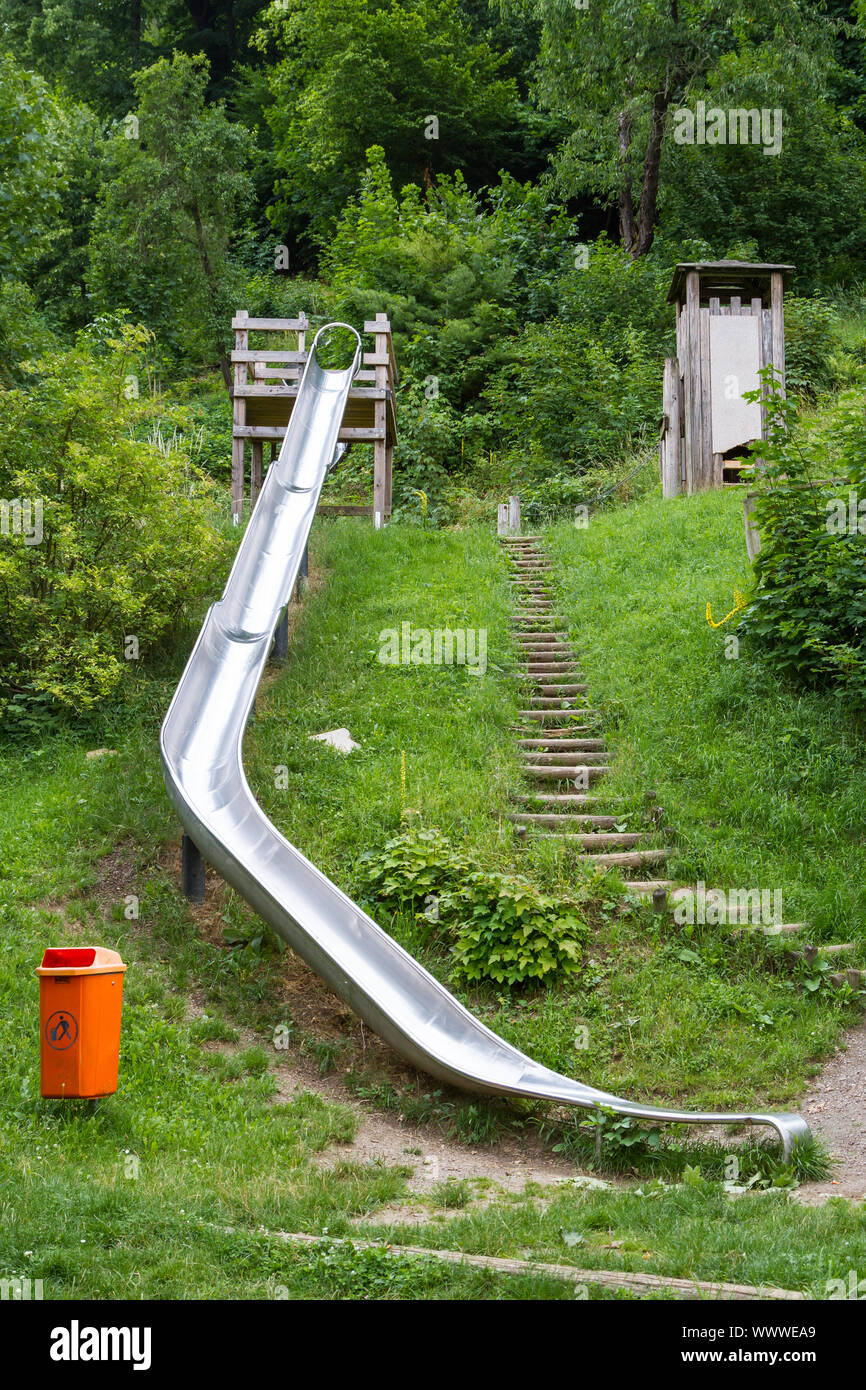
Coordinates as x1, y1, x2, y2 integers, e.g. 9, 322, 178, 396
45, 1011, 78, 1050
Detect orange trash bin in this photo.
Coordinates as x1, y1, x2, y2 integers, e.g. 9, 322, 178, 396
36, 947, 127, 1098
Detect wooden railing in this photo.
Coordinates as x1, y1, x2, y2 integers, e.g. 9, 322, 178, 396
229, 311, 398, 523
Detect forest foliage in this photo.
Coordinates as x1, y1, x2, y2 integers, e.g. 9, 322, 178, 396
2, 0, 866, 723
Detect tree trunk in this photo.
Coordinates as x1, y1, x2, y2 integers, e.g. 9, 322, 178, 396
631, 89, 670, 258
617, 109, 636, 253
190, 199, 232, 390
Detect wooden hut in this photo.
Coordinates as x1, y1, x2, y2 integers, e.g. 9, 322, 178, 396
230, 311, 399, 524
660, 261, 794, 496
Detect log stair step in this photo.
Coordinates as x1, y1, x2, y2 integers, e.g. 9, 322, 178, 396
510, 813, 621, 829
576, 849, 668, 868
517, 738, 607, 750
518, 710, 597, 721
522, 751, 608, 765
517, 793, 626, 806
524, 765, 609, 781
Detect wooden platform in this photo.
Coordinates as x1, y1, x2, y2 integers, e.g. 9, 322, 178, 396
230, 311, 398, 523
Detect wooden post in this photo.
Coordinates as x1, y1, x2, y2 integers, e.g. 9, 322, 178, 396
770, 272, 785, 397
751, 297, 766, 435
272, 609, 289, 662
508, 495, 521, 535
661, 358, 681, 499
699, 305, 712, 489
372, 312, 390, 528
250, 440, 263, 510
684, 271, 702, 494
182, 833, 206, 904
497, 503, 509, 536
232, 310, 249, 522
384, 439, 393, 516
744, 493, 762, 562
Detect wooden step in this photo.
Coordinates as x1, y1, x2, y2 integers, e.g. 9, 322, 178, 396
621, 879, 675, 894
530, 683, 587, 695
577, 849, 668, 868
535, 832, 649, 849
530, 698, 587, 709
518, 710, 596, 722
517, 738, 606, 750
522, 751, 607, 765
510, 813, 621, 829
517, 793, 624, 806
524, 765, 609, 781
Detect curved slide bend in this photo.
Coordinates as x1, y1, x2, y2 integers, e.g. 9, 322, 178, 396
160, 324, 810, 1160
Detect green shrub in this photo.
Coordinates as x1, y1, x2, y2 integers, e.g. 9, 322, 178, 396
446, 871, 586, 987
358, 825, 587, 986
741, 380, 866, 701
0, 323, 234, 727
784, 297, 846, 399
484, 317, 660, 474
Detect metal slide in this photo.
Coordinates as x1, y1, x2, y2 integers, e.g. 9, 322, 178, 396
160, 324, 809, 1159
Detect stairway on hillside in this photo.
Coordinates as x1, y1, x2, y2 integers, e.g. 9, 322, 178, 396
500, 534, 664, 880
498, 534, 866, 984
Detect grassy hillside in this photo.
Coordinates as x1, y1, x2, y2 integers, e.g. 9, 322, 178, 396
4, 511, 866, 1299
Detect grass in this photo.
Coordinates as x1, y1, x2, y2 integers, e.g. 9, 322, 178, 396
0, 510, 862, 1299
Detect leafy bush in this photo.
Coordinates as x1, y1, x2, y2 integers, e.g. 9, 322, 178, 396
0, 324, 234, 728
784, 297, 847, 399
484, 317, 660, 475
358, 824, 587, 986
741, 381, 866, 701
445, 870, 586, 987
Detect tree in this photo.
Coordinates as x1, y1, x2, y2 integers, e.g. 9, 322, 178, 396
0, 51, 67, 279
88, 52, 253, 384
533, 0, 839, 257
256, 0, 522, 243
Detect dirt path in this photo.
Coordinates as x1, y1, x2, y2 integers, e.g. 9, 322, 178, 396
267, 1043, 591, 1223
796, 1020, 866, 1204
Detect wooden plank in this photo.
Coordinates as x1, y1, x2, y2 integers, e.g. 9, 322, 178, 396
752, 296, 766, 435
713, 451, 724, 487
232, 311, 249, 521
730, 294, 741, 315
231, 315, 309, 330
661, 358, 681, 499
231, 350, 307, 363
770, 270, 785, 396
762, 308, 773, 440
699, 305, 712, 489
497, 503, 509, 536
243, 366, 382, 383
709, 296, 720, 315
234, 384, 389, 399
231, 436, 245, 522
684, 270, 702, 493
508, 495, 522, 535
234, 426, 387, 441
364, 313, 399, 386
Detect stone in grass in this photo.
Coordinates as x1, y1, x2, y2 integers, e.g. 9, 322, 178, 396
308, 728, 360, 755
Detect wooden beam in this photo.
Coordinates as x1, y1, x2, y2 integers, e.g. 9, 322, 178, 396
684, 270, 702, 494
661, 358, 680, 499
770, 271, 785, 396
232, 311, 249, 521
699, 305, 712, 489
231, 315, 310, 330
